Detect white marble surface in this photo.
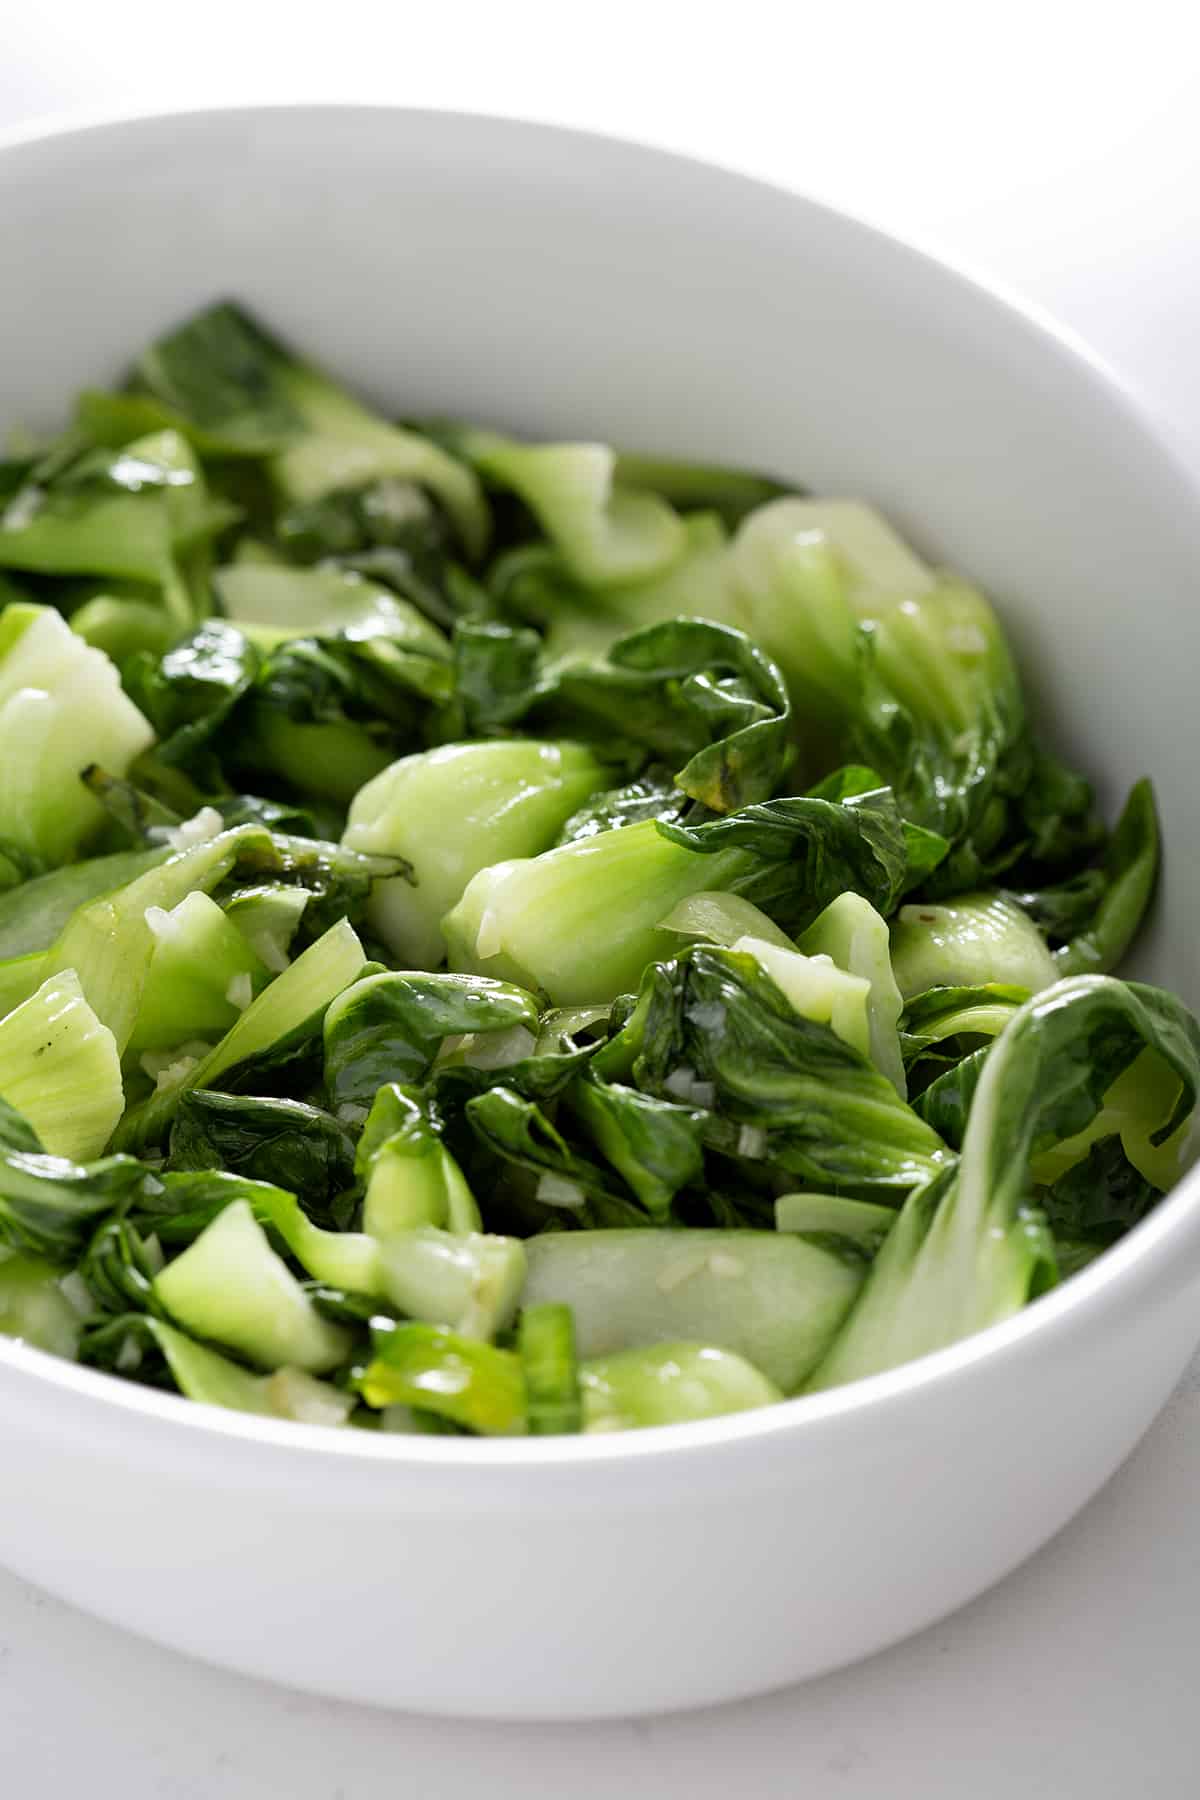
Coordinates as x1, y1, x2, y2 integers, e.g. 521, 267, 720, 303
2, 7, 1199, 1790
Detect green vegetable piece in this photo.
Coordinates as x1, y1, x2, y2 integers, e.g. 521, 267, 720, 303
808, 975, 1200, 1389
222, 884, 310, 972
343, 740, 609, 969
124, 619, 258, 771
358, 1321, 526, 1433
69, 595, 178, 666
532, 515, 736, 662
237, 1179, 382, 1294
77, 1212, 165, 1318
378, 1227, 527, 1340
580, 1342, 781, 1433
0, 847, 170, 963
453, 428, 685, 586
1030, 1046, 1194, 1194
612, 945, 949, 1199
658, 890, 794, 951
611, 453, 790, 529
138, 303, 489, 556
889, 892, 1058, 1000
356, 1082, 481, 1237
0, 970, 123, 1161
518, 1302, 582, 1435
568, 1075, 706, 1219
444, 819, 752, 1005
727, 498, 873, 725
0, 1099, 151, 1260
128, 890, 270, 1053
214, 563, 448, 651
1056, 779, 1160, 976
147, 1319, 353, 1425
0, 953, 45, 1017
0, 603, 154, 864
521, 1230, 865, 1393
774, 1192, 898, 1253
1038, 1136, 1162, 1247
153, 1199, 351, 1372
900, 984, 1030, 1088
536, 618, 792, 813
324, 969, 540, 1108
44, 825, 253, 1053
0, 1249, 83, 1357
0, 431, 235, 622
730, 935, 873, 1063
181, 915, 366, 1090
168, 1091, 357, 1216
658, 786, 934, 938
116, 917, 367, 1150
799, 891, 906, 1094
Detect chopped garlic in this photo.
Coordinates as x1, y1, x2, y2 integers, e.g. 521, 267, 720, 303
535, 1173, 587, 1210
143, 904, 171, 939
224, 971, 253, 1011
139, 1040, 212, 1091
463, 1025, 537, 1070
736, 1125, 767, 1160
663, 1067, 716, 1107
164, 805, 225, 850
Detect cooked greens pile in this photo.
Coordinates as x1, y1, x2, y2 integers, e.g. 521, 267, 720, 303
0, 302, 1190, 1438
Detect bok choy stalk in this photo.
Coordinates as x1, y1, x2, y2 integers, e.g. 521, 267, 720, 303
889, 892, 1058, 999
0, 1248, 86, 1357
147, 1319, 354, 1425
153, 1199, 351, 1372
127, 891, 271, 1053
114, 918, 368, 1150
445, 427, 686, 585
807, 976, 1200, 1389
0, 970, 123, 1160
521, 1229, 865, 1392
0, 603, 154, 865
578, 1343, 781, 1431
343, 739, 609, 967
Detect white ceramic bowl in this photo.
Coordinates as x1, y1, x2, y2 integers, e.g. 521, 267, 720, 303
0, 105, 1198, 1721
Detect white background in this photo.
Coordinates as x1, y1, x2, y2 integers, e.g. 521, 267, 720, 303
2, 6, 1199, 1793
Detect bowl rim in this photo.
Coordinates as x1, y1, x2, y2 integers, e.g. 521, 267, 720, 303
1, 97, 1198, 1474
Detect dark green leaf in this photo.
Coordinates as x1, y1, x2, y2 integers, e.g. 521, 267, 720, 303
167, 1091, 357, 1221
620, 945, 949, 1198
1040, 1135, 1161, 1246
659, 786, 933, 937
324, 971, 540, 1109
0, 1096, 156, 1260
